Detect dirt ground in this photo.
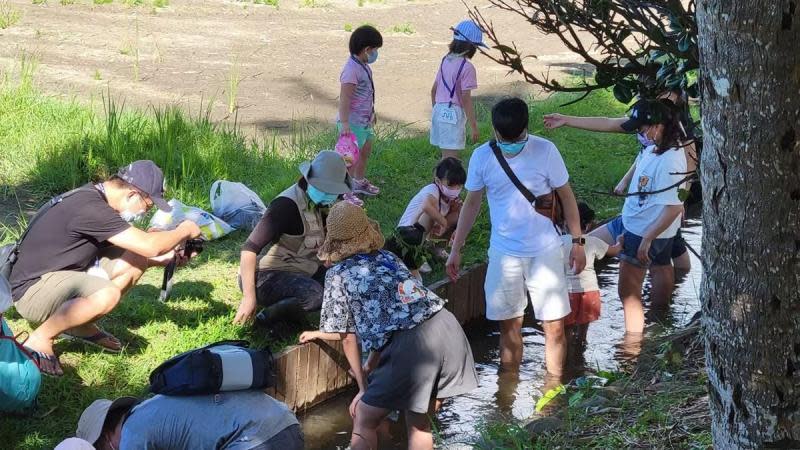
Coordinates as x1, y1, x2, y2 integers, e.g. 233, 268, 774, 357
0, 0, 587, 135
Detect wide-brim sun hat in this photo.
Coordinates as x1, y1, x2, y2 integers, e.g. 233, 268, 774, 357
299, 150, 353, 195
317, 201, 385, 263
453, 19, 488, 48
76, 397, 139, 444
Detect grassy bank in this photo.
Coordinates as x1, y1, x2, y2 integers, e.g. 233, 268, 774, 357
473, 322, 711, 449
0, 68, 634, 448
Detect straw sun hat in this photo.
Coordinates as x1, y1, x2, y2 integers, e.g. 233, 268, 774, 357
317, 201, 385, 263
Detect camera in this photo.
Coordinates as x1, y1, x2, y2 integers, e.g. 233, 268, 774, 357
181, 239, 205, 258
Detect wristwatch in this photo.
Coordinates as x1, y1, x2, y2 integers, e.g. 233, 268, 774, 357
571, 236, 586, 246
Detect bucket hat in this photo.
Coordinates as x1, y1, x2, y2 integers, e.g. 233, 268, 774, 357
452, 20, 487, 48
317, 202, 385, 263
76, 397, 139, 444
299, 151, 352, 195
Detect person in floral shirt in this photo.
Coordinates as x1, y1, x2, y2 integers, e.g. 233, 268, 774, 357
299, 202, 477, 450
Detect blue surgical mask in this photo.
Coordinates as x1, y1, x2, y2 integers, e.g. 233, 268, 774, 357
307, 185, 338, 206
367, 49, 378, 64
496, 136, 528, 156
637, 131, 655, 148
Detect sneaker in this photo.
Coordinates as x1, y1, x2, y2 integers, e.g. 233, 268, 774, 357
352, 178, 380, 196
343, 192, 364, 207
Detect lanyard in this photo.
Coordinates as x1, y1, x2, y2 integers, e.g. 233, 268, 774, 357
439, 55, 467, 108
350, 55, 376, 118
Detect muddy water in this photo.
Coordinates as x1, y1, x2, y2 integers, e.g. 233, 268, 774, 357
299, 218, 703, 449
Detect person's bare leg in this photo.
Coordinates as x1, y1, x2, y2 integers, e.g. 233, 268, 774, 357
499, 317, 524, 372
351, 401, 390, 450
648, 264, 675, 308
541, 318, 566, 377
353, 139, 374, 180
24, 286, 122, 357
440, 149, 460, 160
405, 411, 434, 450
619, 261, 647, 333
587, 223, 614, 246
672, 248, 691, 272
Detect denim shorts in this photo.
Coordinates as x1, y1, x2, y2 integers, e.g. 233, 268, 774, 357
620, 231, 674, 267
606, 215, 625, 241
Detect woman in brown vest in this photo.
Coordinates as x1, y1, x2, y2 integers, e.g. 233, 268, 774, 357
233, 151, 352, 326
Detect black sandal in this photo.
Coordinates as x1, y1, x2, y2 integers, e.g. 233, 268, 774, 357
24, 347, 64, 377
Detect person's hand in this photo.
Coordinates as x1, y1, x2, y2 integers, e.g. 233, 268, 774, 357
177, 220, 202, 239
349, 390, 365, 418
446, 249, 462, 281
362, 359, 377, 377
570, 244, 587, 274
431, 223, 445, 237
340, 122, 352, 136
233, 294, 257, 325
149, 250, 176, 266
298, 331, 320, 344
637, 237, 652, 265
470, 126, 480, 143
543, 113, 569, 129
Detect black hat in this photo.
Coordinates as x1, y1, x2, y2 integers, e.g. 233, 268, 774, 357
117, 160, 171, 212
620, 99, 671, 132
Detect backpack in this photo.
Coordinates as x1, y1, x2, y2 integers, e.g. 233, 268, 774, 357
0, 275, 42, 412
1, 187, 91, 280
209, 181, 267, 231
149, 340, 275, 396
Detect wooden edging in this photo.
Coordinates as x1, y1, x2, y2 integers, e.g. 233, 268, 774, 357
267, 263, 489, 412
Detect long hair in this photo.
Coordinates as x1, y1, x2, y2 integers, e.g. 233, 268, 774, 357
652, 99, 685, 155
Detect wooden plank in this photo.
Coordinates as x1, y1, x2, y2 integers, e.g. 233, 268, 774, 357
272, 349, 288, 403
302, 341, 321, 408
313, 341, 333, 406
282, 346, 300, 409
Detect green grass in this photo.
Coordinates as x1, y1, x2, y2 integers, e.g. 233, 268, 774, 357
93, 0, 113, 4
299, 0, 329, 8
0, 1, 22, 29
388, 22, 415, 35
0, 67, 635, 447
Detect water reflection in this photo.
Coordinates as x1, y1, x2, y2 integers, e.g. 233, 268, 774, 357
299, 217, 703, 449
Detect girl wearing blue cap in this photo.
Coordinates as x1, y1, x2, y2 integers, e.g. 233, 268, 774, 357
429, 20, 485, 160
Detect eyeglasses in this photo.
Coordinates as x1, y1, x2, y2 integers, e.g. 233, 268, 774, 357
498, 136, 529, 146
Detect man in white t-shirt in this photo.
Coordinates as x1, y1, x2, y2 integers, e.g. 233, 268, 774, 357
447, 97, 586, 376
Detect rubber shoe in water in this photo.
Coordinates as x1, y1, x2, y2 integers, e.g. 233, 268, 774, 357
343, 192, 364, 207
352, 178, 380, 196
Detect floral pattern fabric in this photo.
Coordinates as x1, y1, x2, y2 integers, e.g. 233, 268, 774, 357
319, 250, 446, 352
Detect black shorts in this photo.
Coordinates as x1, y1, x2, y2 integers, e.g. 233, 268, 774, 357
671, 229, 688, 259
620, 231, 674, 267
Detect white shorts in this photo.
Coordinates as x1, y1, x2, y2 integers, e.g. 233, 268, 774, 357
430, 103, 466, 151
484, 245, 570, 321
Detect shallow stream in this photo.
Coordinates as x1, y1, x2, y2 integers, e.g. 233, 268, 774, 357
299, 217, 704, 449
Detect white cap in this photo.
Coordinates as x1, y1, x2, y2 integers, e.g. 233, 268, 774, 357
54, 438, 95, 450
76, 397, 138, 444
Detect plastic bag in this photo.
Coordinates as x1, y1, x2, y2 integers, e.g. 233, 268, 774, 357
210, 181, 266, 231
335, 133, 360, 168
149, 199, 234, 240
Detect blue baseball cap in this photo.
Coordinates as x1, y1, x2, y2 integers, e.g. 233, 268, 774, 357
452, 20, 487, 48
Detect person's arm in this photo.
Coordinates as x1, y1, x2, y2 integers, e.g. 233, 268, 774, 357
460, 89, 480, 143
615, 161, 637, 195
446, 189, 484, 280
298, 331, 345, 342
339, 83, 356, 135
605, 234, 624, 257
636, 204, 684, 264
107, 221, 200, 258
430, 80, 438, 107
421, 195, 449, 230
543, 114, 627, 132
555, 182, 586, 274
233, 250, 259, 324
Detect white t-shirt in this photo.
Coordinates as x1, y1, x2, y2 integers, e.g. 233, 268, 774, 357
398, 184, 450, 228
465, 135, 570, 257
622, 146, 686, 238
561, 235, 608, 293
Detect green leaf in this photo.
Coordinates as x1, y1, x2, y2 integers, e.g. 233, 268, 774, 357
678, 188, 690, 202
677, 34, 691, 53
613, 83, 634, 104
493, 44, 518, 56
568, 391, 585, 407
594, 69, 615, 86
535, 384, 566, 412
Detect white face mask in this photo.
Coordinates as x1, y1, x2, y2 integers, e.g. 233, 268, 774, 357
440, 184, 462, 200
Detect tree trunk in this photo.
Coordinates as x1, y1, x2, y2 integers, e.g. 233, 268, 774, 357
697, 0, 800, 447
